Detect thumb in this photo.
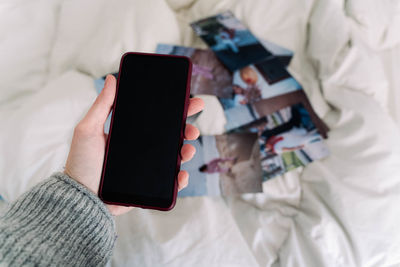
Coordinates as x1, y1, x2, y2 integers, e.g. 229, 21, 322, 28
83, 75, 117, 127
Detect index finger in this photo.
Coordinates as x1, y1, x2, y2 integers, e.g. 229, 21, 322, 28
187, 98, 204, 117
83, 75, 116, 127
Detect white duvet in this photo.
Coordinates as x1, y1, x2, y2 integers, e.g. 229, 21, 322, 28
1, 0, 400, 266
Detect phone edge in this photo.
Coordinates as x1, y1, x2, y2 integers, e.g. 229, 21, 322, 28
98, 52, 193, 211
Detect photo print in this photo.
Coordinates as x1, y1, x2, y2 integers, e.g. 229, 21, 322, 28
191, 11, 272, 71
156, 44, 233, 98
224, 90, 330, 138
179, 133, 263, 197
231, 103, 329, 180
219, 59, 301, 110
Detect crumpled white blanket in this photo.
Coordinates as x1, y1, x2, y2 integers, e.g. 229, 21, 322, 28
1, 0, 400, 266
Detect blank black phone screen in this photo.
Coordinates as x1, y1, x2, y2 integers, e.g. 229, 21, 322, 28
100, 53, 190, 209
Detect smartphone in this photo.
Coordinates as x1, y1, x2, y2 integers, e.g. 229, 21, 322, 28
99, 52, 192, 211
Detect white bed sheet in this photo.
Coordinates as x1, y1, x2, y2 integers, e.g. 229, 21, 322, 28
1, 0, 400, 266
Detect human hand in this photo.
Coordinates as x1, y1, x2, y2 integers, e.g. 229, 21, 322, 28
64, 75, 204, 215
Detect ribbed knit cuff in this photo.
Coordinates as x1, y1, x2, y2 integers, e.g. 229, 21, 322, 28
0, 172, 116, 267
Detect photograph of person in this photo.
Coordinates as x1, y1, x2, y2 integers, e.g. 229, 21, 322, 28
179, 134, 263, 197
256, 103, 329, 180
198, 157, 238, 174
191, 11, 272, 71
219, 62, 301, 110
214, 133, 263, 195
156, 44, 233, 98
227, 103, 329, 180
178, 136, 237, 197
224, 90, 330, 138
178, 138, 214, 197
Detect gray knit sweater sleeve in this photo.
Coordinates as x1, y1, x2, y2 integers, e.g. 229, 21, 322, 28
0, 172, 116, 266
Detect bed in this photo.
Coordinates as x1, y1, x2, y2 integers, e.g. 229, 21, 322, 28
1, 0, 400, 266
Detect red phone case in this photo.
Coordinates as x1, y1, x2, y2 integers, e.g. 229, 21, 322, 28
98, 52, 192, 211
